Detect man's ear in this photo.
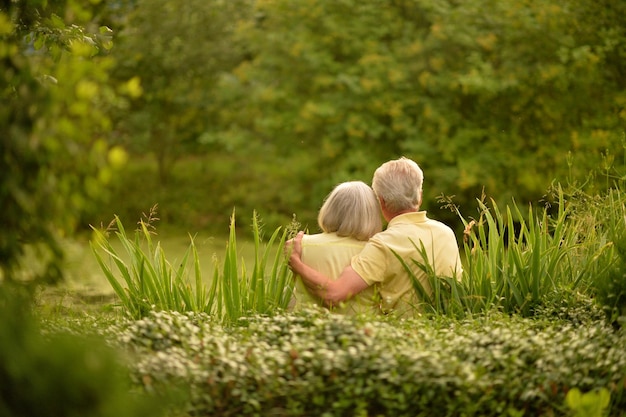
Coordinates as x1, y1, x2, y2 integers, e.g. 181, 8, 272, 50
378, 197, 393, 222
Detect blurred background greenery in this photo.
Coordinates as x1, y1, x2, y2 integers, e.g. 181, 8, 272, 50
2, 0, 625, 284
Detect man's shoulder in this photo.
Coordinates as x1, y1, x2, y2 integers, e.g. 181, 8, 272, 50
425, 217, 456, 233
379, 216, 456, 241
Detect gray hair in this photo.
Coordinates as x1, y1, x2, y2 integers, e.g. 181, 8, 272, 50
372, 157, 423, 213
318, 181, 383, 241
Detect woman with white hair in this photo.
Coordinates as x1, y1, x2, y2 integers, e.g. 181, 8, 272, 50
290, 181, 383, 315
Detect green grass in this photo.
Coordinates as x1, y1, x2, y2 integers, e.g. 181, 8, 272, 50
38, 228, 258, 316
89, 210, 295, 323
396, 185, 622, 319
82, 177, 626, 325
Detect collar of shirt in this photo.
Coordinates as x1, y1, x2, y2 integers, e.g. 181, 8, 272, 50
387, 211, 428, 227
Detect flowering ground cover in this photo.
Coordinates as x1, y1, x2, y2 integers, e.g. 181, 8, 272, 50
43, 302, 626, 417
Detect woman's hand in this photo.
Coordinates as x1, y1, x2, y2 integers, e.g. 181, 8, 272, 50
285, 231, 304, 272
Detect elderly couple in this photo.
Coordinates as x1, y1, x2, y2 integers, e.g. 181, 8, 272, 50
286, 157, 462, 318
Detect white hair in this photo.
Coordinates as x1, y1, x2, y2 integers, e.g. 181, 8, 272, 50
372, 157, 423, 213
318, 181, 383, 241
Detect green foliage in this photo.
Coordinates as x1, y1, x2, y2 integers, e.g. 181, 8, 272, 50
91, 208, 212, 319
66, 308, 626, 417
216, 211, 295, 324
73, 0, 626, 239
86, 153, 318, 238
460, 194, 593, 316
396, 188, 613, 318
567, 187, 626, 326
0, 286, 164, 417
596, 235, 626, 326
1, 1, 128, 284
566, 388, 611, 417
91, 209, 295, 324
110, 0, 253, 182
210, 0, 626, 229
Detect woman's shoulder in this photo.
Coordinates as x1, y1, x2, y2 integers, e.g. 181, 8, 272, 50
303, 232, 365, 246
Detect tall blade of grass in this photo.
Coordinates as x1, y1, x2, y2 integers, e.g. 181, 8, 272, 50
487, 199, 506, 276
240, 261, 251, 316
479, 201, 507, 308
92, 210, 299, 322
108, 217, 142, 292
457, 206, 495, 314
505, 205, 529, 311
134, 220, 167, 306
90, 241, 135, 313
501, 271, 525, 314
113, 227, 151, 299
262, 224, 291, 309
529, 208, 543, 303
155, 243, 172, 307
172, 243, 193, 311
114, 219, 148, 291
271, 229, 295, 310
96, 241, 136, 293
250, 212, 266, 313
398, 239, 470, 316
164, 245, 186, 311
274, 265, 294, 310
222, 212, 241, 323
190, 236, 207, 312
391, 247, 435, 314
90, 225, 144, 318
209, 260, 220, 316
134, 243, 162, 306
392, 240, 444, 314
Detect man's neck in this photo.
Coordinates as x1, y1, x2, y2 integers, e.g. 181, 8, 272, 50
384, 208, 419, 222
391, 208, 418, 217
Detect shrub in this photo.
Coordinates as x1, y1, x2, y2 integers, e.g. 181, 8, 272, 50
84, 308, 626, 417
576, 188, 626, 326
0, 286, 164, 417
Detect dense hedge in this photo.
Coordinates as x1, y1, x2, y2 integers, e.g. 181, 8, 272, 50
46, 304, 626, 417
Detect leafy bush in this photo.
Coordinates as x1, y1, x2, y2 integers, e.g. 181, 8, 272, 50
1, 2, 125, 284
573, 188, 626, 326
566, 387, 611, 417
0, 287, 164, 417
80, 308, 626, 417
596, 234, 626, 326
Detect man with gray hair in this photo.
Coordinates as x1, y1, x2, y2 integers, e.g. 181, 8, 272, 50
287, 157, 462, 317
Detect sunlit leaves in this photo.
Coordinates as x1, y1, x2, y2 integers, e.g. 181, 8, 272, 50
222, 0, 625, 223
1, 2, 128, 283
109, 0, 252, 181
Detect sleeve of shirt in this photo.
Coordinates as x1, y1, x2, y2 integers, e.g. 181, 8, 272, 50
350, 237, 388, 286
